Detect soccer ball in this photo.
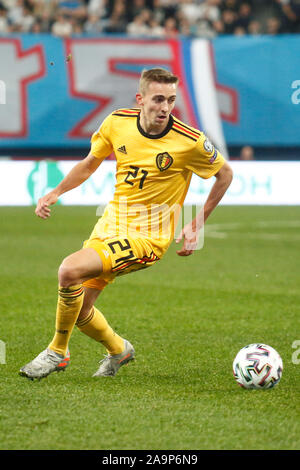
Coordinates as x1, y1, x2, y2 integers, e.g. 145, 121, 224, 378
233, 343, 283, 390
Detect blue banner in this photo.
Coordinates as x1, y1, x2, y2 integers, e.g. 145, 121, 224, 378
213, 35, 300, 146
0, 34, 299, 149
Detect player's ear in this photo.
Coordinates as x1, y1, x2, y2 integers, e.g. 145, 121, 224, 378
136, 93, 143, 106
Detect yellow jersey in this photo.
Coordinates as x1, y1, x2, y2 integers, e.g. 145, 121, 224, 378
89, 108, 225, 259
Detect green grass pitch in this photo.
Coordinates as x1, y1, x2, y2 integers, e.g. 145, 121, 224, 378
0, 205, 300, 450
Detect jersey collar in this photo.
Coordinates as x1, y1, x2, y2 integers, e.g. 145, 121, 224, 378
137, 114, 174, 139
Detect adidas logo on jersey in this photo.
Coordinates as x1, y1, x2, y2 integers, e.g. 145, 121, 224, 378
117, 145, 127, 154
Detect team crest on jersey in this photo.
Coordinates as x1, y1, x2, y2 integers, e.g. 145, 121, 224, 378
156, 152, 173, 171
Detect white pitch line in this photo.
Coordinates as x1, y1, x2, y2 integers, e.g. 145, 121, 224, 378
204, 231, 228, 239
206, 222, 244, 231
255, 220, 300, 228
205, 220, 300, 241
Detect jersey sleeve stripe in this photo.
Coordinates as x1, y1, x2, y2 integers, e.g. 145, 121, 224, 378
172, 118, 201, 136
171, 126, 198, 142
173, 122, 200, 139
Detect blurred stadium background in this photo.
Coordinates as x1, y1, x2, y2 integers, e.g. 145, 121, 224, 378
0, 0, 299, 207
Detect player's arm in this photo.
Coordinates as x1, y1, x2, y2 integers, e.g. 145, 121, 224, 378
35, 152, 101, 219
203, 160, 233, 221
176, 161, 233, 256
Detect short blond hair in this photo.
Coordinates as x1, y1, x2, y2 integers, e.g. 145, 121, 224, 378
139, 68, 179, 95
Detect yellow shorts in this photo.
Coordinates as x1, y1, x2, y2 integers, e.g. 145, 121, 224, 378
82, 236, 160, 291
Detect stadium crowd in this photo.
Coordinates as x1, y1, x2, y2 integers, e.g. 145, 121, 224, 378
0, 0, 299, 37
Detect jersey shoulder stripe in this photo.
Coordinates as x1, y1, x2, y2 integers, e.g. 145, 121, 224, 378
172, 117, 201, 137
112, 108, 140, 117
172, 121, 199, 142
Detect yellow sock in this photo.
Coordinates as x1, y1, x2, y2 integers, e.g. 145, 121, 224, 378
48, 284, 84, 356
76, 306, 124, 355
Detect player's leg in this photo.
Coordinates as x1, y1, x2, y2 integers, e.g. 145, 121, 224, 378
47, 248, 103, 356
76, 286, 125, 355
77, 286, 102, 321
58, 247, 104, 287
76, 286, 135, 376
19, 248, 103, 379
75, 235, 158, 377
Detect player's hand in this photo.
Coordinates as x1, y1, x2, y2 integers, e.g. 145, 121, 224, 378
175, 220, 201, 256
35, 191, 59, 219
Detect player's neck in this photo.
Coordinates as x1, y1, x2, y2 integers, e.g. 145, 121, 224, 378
139, 112, 169, 136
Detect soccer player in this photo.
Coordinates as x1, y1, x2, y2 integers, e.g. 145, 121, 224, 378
19, 68, 233, 380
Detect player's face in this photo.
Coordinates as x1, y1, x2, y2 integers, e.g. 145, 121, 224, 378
136, 81, 177, 134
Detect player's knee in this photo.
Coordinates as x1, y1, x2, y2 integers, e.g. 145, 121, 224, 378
58, 260, 79, 287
